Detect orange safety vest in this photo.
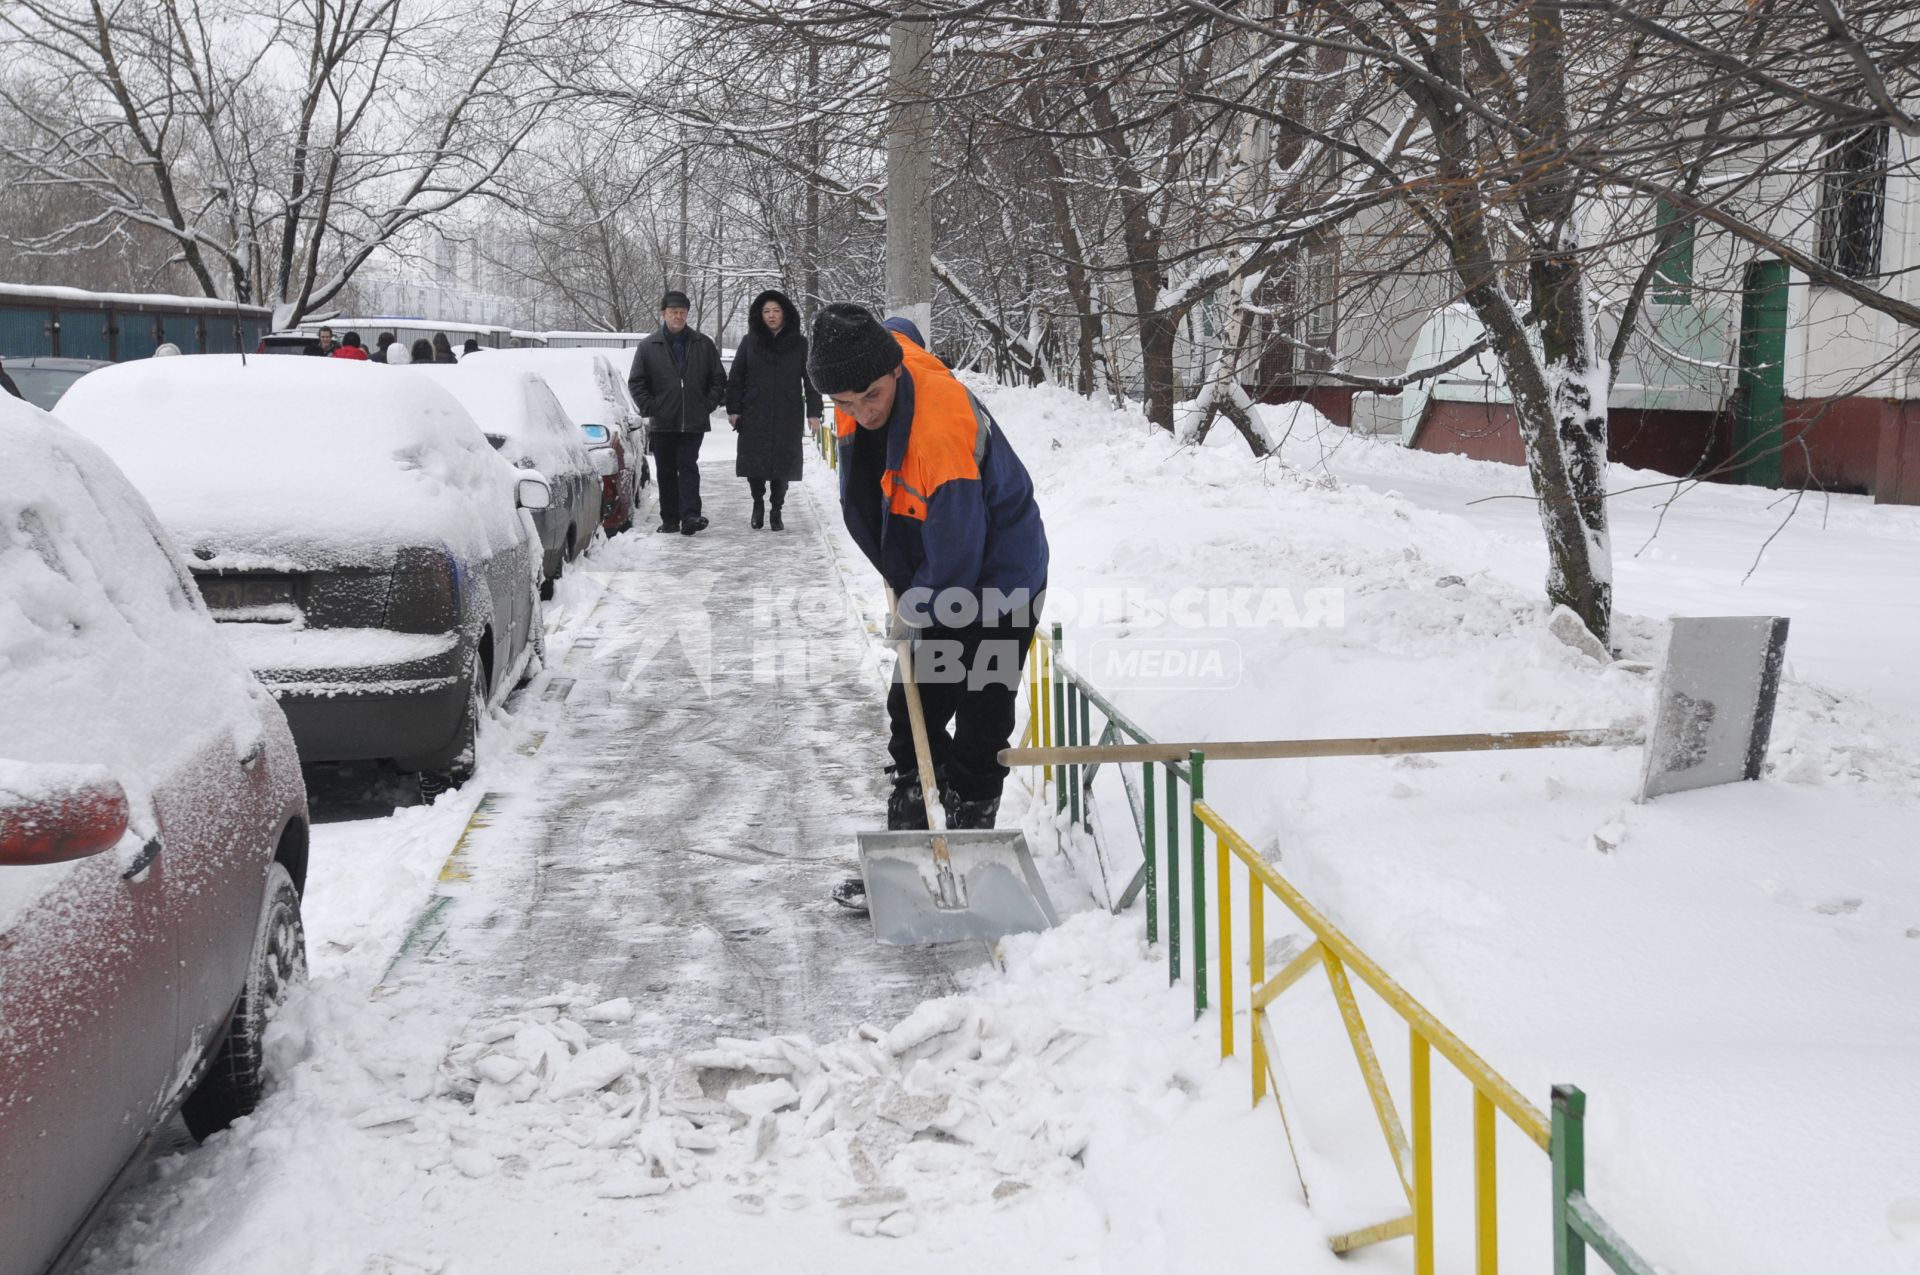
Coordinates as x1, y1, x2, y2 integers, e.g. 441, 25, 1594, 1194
835, 333, 988, 526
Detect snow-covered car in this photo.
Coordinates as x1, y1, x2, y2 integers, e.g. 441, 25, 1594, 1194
408, 363, 601, 597
56, 356, 549, 789
1, 395, 310, 1275
1, 355, 112, 411
461, 348, 650, 535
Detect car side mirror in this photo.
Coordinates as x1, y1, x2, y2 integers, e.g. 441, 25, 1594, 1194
590, 447, 618, 478
0, 770, 131, 866
581, 424, 611, 446
516, 476, 552, 510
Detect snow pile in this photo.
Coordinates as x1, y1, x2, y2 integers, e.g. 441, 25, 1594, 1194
960, 376, 1920, 1275
79, 912, 1249, 1271
53, 355, 524, 570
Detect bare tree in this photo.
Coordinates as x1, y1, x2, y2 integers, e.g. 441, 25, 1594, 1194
0, 0, 552, 322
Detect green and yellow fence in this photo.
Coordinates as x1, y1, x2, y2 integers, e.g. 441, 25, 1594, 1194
1019, 621, 1658, 1275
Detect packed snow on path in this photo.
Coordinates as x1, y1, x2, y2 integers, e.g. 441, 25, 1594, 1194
76, 439, 1346, 1275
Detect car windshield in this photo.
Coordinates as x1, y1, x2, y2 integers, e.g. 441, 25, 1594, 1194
10, 367, 89, 412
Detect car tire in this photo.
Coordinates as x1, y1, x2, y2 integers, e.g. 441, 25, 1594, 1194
180, 861, 306, 1141
449, 655, 486, 787
518, 589, 546, 687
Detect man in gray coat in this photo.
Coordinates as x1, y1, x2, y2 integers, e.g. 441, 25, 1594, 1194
629, 289, 728, 536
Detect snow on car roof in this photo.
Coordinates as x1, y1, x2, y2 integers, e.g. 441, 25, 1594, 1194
405, 363, 593, 480
1, 395, 263, 928
54, 354, 523, 570
460, 348, 641, 433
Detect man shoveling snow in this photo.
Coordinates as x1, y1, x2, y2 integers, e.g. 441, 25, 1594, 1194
807, 305, 1049, 909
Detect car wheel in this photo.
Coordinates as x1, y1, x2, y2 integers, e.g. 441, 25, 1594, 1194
180, 861, 306, 1141
518, 589, 546, 687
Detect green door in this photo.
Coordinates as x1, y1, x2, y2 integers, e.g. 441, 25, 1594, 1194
1734, 259, 1789, 487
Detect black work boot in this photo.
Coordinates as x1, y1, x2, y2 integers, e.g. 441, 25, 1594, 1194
751, 498, 765, 529
681, 514, 708, 536
886, 775, 927, 830
656, 518, 680, 534
769, 505, 784, 531
944, 793, 1002, 831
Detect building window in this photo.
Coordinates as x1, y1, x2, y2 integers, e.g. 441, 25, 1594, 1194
1816, 125, 1888, 280
1652, 198, 1694, 304
1303, 241, 1337, 368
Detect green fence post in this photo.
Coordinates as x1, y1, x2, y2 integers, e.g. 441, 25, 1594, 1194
1051, 623, 1067, 814
1553, 1085, 1588, 1275
1066, 682, 1082, 827
1142, 763, 1158, 946
1190, 750, 1207, 1018
1165, 761, 1181, 985
1077, 692, 1092, 828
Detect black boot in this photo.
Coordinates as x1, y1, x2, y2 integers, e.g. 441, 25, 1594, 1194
769, 505, 784, 531
656, 518, 680, 534
751, 498, 765, 529
831, 875, 868, 910
945, 793, 1002, 831
886, 775, 927, 830
680, 514, 708, 536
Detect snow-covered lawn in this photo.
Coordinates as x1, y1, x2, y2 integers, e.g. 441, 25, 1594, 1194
76, 389, 1920, 1274
991, 381, 1920, 1274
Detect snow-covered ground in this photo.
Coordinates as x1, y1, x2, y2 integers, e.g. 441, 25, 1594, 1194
73, 393, 1920, 1274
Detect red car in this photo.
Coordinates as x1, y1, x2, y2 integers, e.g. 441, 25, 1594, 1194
1, 396, 310, 1275
582, 421, 634, 534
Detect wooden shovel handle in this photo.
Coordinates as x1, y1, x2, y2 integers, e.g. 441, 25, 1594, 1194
888, 591, 952, 868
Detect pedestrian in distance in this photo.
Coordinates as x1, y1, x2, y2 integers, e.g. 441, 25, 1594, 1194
726, 288, 822, 531
463, 337, 481, 357
410, 338, 435, 365
309, 326, 337, 357
386, 341, 413, 366
373, 331, 397, 364
332, 332, 371, 361
432, 332, 458, 364
628, 289, 726, 536
807, 304, 1049, 909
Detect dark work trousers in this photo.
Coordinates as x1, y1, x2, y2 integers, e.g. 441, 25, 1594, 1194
888, 619, 1039, 802
746, 478, 789, 508
649, 432, 704, 523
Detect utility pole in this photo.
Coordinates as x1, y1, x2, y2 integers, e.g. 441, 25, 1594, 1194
803, 43, 822, 325
885, 3, 933, 340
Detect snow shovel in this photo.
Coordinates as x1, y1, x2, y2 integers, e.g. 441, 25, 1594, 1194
857, 631, 1058, 947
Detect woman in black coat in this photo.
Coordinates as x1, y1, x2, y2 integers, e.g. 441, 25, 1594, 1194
726, 288, 822, 530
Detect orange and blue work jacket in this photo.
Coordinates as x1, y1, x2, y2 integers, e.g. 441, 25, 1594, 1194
836, 321, 1048, 627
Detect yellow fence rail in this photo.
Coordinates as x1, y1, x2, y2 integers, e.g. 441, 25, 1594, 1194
1019, 623, 1660, 1275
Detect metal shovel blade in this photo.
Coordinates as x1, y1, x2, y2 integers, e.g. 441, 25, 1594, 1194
857, 829, 1059, 946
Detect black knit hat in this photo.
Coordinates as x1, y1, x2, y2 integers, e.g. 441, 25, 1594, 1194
808, 303, 904, 395
660, 289, 691, 311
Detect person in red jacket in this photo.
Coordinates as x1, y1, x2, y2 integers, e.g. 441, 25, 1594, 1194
331, 331, 371, 361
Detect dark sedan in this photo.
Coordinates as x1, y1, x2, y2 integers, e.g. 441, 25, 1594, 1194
56, 356, 550, 790
1, 355, 111, 410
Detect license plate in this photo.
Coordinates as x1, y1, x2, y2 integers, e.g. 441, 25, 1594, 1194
198, 575, 299, 615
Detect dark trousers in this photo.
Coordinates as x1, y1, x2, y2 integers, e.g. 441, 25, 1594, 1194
747, 478, 788, 508
888, 620, 1038, 802
649, 432, 704, 523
